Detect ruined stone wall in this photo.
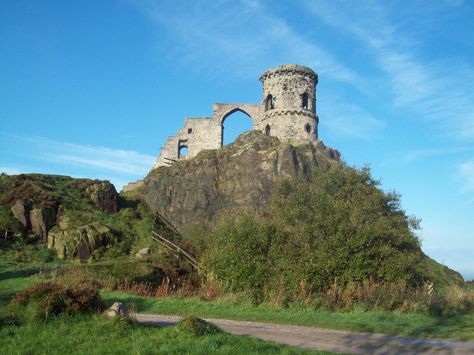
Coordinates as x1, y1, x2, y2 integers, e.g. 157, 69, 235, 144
212, 103, 262, 145
153, 64, 319, 168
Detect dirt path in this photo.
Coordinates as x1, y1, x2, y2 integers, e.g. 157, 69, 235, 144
135, 314, 474, 354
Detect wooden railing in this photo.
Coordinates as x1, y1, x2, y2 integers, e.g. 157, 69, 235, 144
151, 212, 199, 271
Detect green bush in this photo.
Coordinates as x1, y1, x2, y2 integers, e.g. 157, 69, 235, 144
176, 317, 221, 336
12, 282, 104, 320
202, 213, 276, 302
203, 165, 426, 303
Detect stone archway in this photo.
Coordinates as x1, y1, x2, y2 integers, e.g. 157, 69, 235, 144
219, 107, 254, 146
217, 106, 256, 147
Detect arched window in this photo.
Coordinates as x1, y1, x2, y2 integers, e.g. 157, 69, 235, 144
265, 124, 271, 136
178, 140, 188, 158
178, 146, 188, 157
265, 94, 275, 111
305, 123, 311, 134
302, 93, 309, 110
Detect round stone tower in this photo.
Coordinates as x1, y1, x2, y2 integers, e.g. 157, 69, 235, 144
259, 64, 318, 140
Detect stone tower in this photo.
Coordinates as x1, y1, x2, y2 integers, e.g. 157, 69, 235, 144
259, 64, 318, 140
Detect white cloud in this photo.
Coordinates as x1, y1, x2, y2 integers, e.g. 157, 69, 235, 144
401, 146, 474, 163
459, 159, 474, 193
304, 0, 474, 141
132, 0, 364, 86
319, 93, 385, 139
22, 137, 156, 176
0, 132, 155, 190
0, 166, 23, 175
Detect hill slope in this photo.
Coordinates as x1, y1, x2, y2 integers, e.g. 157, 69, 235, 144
0, 173, 152, 259
127, 131, 463, 287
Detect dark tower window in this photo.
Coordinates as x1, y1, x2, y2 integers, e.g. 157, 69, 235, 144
305, 123, 311, 134
302, 93, 309, 110
265, 124, 271, 136
188, 128, 192, 134
265, 94, 275, 111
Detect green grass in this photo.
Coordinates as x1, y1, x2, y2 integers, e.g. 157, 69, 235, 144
0, 241, 53, 307
103, 292, 474, 341
0, 273, 37, 308
0, 245, 474, 353
0, 314, 328, 354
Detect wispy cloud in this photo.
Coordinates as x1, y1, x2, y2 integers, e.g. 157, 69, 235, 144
0, 132, 155, 189
132, 0, 363, 86
459, 159, 474, 193
401, 146, 474, 163
304, 0, 474, 141
0, 166, 23, 175
32, 137, 155, 176
319, 93, 385, 139
131, 0, 380, 139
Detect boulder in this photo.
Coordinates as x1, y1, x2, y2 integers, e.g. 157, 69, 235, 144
47, 222, 118, 260
11, 199, 28, 228
135, 247, 150, 258
30, 208, 46, 238
104, 302, 128, 318
86, 181, 118, 213
30, 208, 55, 240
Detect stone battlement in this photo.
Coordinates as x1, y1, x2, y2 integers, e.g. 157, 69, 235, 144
259, 64, 318, 81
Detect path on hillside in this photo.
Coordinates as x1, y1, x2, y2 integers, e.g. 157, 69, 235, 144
135, 314, 474, 354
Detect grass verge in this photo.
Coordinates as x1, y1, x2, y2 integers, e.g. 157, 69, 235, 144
0, 314, 327, 354
103, 292, 474, 341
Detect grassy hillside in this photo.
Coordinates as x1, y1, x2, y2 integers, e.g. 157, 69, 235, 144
0, 173, 153, 259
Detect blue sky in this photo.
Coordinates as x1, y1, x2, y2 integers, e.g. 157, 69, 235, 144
1, 0, 473, 279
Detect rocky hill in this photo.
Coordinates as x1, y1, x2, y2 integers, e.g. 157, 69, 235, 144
0, 132, 463, 287
125, 131, 341, 232
124, 131, 463, 287
0, 174, 152, 259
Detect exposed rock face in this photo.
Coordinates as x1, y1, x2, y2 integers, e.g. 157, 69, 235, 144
11, 200, 28, 228
2, 174, 120, 241
48, 222, 117, 260
136, 131, 340, 231
30, 208, 46, 238
86, 181, 118, 213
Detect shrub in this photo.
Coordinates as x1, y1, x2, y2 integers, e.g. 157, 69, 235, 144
202, 213, 276, 303
203, 165, 426, 303
12, 282, 104, 320
176, 317, 221, 336
428, 285, 474, 316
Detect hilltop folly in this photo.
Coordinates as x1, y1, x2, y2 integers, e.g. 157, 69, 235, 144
154, 64, 319, 168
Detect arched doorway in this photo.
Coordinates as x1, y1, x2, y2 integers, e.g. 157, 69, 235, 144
178, 140, 188, 158
265, 124, 271, 136
221, 109, 253, 146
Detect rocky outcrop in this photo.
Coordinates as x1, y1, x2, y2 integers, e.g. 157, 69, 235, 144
11, 200, 28, 228
133, 131, 340, 231
29, 207, 55, 240
1, 174, 124, 255
48, 222, 118, 260
86, 181, 118, 213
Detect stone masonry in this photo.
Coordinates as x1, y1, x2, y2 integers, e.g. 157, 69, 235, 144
154, 64, 319, 168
